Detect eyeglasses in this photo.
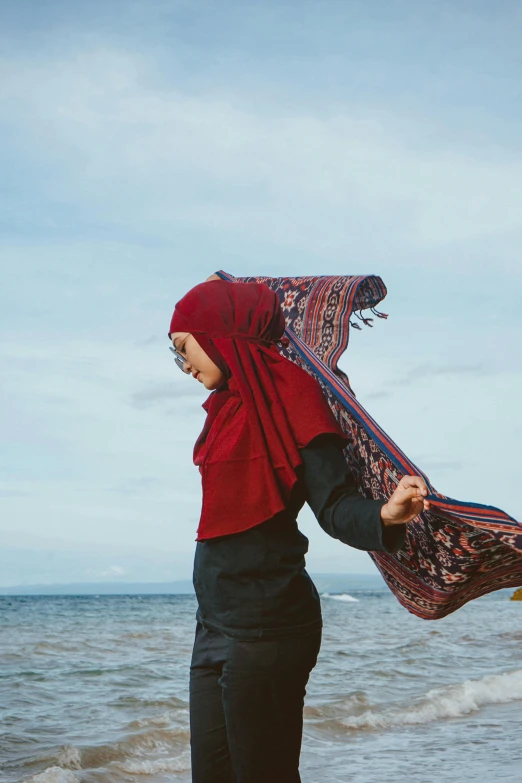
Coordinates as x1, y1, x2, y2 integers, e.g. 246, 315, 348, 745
169, 345, 188, 372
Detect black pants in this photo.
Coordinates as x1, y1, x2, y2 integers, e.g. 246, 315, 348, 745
189, 622, 322, 783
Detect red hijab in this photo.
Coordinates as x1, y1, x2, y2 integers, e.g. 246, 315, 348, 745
169, 279, 349, 541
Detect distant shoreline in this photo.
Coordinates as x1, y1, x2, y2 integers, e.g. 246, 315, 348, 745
0, 573, 386, 596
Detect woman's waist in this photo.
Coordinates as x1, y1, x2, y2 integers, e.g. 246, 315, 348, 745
195, 609, 323, 640
193, 516, 310, 576
193, 566, 322, 634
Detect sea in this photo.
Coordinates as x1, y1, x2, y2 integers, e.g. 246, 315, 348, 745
1, 578, 521, 783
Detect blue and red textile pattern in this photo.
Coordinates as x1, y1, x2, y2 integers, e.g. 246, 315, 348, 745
215, 269, 522, 620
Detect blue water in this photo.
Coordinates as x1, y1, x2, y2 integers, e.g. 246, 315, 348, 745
1, 584, 521, 782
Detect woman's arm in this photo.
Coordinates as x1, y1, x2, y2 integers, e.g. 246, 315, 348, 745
299, 433, 407, 554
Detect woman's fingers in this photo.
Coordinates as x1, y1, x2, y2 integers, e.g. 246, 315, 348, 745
392, 484, 431, 510
385, 476, 432, 525
398, 488, 427, 505
398, 475, 428, 495
398, 491, 423, 507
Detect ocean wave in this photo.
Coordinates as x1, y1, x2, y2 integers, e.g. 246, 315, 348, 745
338, 668, 522, 730
126, 711, 189, 730
33, 641, 81, 655
79, 727, 190, 767
57, 747, 82, 769
24, 767, 81, 783
108, 694, 188, 710
305, 690, 370, 719
27, 727, 191, 779
113, 749, 191, 774
321, 593, 359, 602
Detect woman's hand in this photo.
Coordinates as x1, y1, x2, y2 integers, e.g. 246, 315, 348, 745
380, 475, 430, 526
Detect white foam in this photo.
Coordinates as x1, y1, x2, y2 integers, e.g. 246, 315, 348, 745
321, 592, 359, 602
340, 668, 522, 730
24, 768, 81, 783
114, 750, 191, 774
127, 711, 180, 728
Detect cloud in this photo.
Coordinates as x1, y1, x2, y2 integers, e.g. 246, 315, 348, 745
364, 391, 392, 401
393, 362, 494, 386
0, 336, 205, 552
131, 382, 200, 408
356, 361, 501, 403
84, 565, 127, 578
1, 48, 522, 260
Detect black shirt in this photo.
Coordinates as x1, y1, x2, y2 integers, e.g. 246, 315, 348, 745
193, 433, 406, 639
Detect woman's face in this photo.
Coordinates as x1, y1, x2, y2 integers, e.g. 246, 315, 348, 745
170, 331, 227, 390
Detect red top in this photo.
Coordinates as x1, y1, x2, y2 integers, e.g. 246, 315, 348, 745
169, 279, 348, 540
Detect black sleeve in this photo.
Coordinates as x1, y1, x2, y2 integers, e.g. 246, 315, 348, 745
299, 433, 406, 554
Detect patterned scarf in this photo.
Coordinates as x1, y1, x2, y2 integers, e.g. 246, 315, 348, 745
215, 269, 522, 619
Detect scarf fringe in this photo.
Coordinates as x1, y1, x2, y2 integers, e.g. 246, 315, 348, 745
350, 305, 389, 330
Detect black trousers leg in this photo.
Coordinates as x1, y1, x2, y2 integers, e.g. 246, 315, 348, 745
190, 623, 235, 783
189, 622, 322, 783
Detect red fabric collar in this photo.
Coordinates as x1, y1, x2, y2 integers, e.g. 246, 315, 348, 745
169, 279, 348, 540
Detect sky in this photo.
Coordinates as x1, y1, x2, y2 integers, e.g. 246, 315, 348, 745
1, 0, 521, 587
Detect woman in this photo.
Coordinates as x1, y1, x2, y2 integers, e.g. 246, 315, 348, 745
168, 277, 430, 783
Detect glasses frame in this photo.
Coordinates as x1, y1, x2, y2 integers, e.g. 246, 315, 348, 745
169, 345, 187, 372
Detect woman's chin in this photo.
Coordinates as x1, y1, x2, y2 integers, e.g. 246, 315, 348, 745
201, 371, 228, 391
203, 377, 223, 391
